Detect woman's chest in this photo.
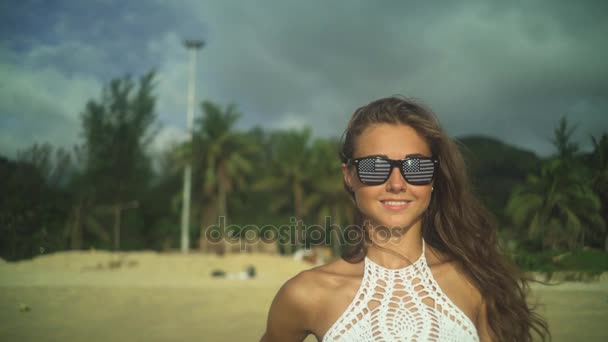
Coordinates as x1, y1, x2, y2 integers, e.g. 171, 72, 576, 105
311, 264, 480, 341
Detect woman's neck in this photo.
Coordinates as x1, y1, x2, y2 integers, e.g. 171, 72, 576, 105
365, 221, 423, 269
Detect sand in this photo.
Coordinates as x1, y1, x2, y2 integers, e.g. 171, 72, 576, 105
1, 251, 607, 342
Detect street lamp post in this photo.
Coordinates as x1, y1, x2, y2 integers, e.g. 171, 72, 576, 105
181, 39, 204, 253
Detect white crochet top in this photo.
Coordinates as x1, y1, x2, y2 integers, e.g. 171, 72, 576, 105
322, 240, 479, 342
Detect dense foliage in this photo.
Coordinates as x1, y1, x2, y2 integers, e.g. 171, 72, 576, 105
1, 71, 606, 269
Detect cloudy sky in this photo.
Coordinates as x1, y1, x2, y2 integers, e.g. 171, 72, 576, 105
1, 0, 607, 158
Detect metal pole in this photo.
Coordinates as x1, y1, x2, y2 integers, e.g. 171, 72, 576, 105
181, 40, 204, 253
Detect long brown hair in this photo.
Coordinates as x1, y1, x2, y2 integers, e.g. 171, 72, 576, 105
338, 96, 550, 341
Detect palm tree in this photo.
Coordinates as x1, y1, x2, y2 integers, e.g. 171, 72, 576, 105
551, 116, 579, 160
254, 128, 315, 254
506, 118, 605, 249
306, 138, 354, 257
506, 159, 603, 249
188, 101, 256, 251
589, 133, 608, 249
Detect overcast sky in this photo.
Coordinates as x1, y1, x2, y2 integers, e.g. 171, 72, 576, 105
1, 0, 607, 158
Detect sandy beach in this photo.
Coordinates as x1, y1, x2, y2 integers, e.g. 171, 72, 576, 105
1, 251, 607, 342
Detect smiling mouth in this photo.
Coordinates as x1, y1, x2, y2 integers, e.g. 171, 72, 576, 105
380, 200, 412, 210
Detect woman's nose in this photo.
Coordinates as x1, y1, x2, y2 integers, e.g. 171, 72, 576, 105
385, 166, 407, 191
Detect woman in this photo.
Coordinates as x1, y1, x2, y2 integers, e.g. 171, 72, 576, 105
260, 97, 549, 341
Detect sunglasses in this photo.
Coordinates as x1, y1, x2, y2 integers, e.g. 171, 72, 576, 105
347, 155, 439, 186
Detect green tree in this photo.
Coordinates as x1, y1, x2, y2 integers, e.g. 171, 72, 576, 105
306, 138, 353, 256
551, 117, 580, 160
69, 71, 158, 250
175, 101, 257, 251
16, 143, 74, 188
506, 117, 605, 249
589, 133, 608, 249
506, 159, 603, 249
0, 142, 76, 260
458, 136, 540, 228
254, 128, 315, 254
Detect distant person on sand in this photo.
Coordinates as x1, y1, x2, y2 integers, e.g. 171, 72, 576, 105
260, 97, 550, 341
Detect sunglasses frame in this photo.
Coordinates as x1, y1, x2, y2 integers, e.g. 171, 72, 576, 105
347, 155, 439, 186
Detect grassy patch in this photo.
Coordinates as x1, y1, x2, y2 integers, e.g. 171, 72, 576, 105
514, 249, 608, 272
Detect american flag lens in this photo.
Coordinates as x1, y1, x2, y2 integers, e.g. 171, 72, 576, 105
401, 158, 435, 185
355, 156, 436, 186
357, 158, 391, 184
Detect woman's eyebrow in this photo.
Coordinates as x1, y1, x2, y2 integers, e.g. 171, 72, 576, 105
404, 153, 428, 158
357, 153, 431, 159
351, 154, 389, 159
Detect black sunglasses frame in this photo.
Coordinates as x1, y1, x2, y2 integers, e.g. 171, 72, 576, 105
347, 155, 439, 186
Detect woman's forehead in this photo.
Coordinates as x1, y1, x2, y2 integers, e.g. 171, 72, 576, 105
354, 123, 431, 158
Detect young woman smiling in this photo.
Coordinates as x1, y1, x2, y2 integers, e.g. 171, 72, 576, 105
261, 97, 549, 342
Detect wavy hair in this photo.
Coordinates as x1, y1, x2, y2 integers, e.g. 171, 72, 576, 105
338, 96, 549, 341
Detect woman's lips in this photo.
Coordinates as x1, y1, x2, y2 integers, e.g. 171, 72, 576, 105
380, 200, 411, 211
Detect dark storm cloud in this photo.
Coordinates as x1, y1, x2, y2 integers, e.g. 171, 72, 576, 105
1, 0, 197, 78
190, 0, 608, 145
1, 0, 606, 157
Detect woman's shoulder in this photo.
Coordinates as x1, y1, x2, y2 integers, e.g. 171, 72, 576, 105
288, 256, 364, 300
426, 246, 483, 323
262, 257, 363, 340
262, 264, 336, 341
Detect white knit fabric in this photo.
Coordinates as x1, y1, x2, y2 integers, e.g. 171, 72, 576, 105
322, 240, 479, 342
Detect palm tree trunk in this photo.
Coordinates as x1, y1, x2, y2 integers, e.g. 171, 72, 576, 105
113, 203, 121, 251
71, 204, 83, 250
9, 221, 16, 260
218, 162, 228, 219
217, 161, 229, 254
293, 180, 304, 251
199, 203, 218, 253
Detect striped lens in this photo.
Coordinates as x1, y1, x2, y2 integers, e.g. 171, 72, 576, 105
356, 157, 391, 185
351, 156, 437, 186
401, 157, 436, 185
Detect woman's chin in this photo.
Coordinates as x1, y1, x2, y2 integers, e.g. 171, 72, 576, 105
370, 216, 420, 231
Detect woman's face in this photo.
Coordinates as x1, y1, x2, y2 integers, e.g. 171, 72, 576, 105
342, 123, 434, 230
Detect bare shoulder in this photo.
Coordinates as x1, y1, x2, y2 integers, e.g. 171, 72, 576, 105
260, 270, 321, 341
307, 257, 365, 338
261, 257, 364, 342
426, 246, 483, 324
278, 257, 356, 299
297, 256, 364, 308
310, 255, 363, 279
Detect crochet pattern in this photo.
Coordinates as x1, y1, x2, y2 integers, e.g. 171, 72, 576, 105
322, 240, 479, 341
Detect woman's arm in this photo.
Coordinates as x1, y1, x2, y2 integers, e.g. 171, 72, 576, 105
260, 272, 316, 342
